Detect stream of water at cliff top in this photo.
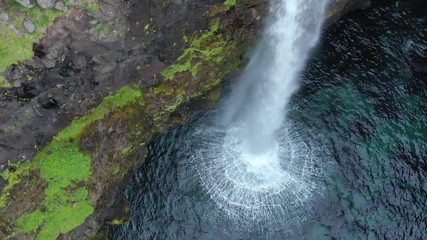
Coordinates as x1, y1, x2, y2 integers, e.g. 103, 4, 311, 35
112, 0, 427, 239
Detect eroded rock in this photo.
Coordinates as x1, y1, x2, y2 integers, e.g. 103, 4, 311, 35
15, 0, 34, 8
55, 1, 68, 12
23, 20, 36, 34
36, 0, 58, 9
0, 13, 9, 24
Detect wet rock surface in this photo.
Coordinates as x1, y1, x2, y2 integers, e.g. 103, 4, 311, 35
0, 0, 371, 238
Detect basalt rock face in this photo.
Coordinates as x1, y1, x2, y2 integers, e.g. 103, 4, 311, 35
0, 0, 370, 239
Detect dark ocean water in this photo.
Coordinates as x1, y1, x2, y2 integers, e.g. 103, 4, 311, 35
111, 1, 427, 239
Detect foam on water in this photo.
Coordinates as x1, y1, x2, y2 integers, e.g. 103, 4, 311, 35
190, 121, 328, 227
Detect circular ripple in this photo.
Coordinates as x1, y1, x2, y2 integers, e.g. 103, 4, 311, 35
187, 120, 331, 227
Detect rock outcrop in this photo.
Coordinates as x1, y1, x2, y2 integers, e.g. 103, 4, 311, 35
36, 0, 58, 9
0, 0, 370, 239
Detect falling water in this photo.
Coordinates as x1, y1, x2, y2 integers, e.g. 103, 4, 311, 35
190, 0, 330, 226
222, 0, 328, 154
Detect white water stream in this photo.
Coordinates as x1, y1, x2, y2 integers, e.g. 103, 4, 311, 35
191, 0, 330, 226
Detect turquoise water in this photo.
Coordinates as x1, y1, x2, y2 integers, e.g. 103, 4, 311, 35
111, 1, 427, 239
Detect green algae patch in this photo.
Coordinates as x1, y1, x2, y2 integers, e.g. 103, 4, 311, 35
0, 141, 93, 239
112, 167, 120, 175
74, 0, 101, 13
0, 75, 11, 88
160, 20, 226, 81
121, 146, 133, 155
93, 85, 144, 115
0, 85, 143, 239
0, 2, 63, 73
152, 82, 176, 95
0, 23, 34, 73
98, 24, 109, 37
16, 187, 94, 240
224, 0, 237, 7
0, 162, 30, 208
86, 2, 100, 13
90, 23, 109, 38
144, 23, 151, 34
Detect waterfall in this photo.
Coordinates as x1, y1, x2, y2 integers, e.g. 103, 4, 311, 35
222, 0, 327, 155
190, 0, 330, 226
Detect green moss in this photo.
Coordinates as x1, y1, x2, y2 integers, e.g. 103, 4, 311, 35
121, 146, 132, 155
16, 188, 94, 239
16, 210, 45, 234
153, 95, 185, 123
161, 61, 193, 80
202, 77, 222, 91
95, 85, 144, 112
73, 0, 100, 13
98, 25, 109, 37
0, 162, 29, 208
152, 83, 175, 95
0, 75, 11, 88
112, 167, 120, 175
28, 7, 62, 28
86, 3, 100, 13
7, 1, 32, 29
90, 23, 109, 38
153, 18, 241, 124
224, 0, 237, 7
0, 85, 144, 239
0, 3, 63, 73
144, 23, 150, 34
160, 19, 226, 81
0, 24, 32, 73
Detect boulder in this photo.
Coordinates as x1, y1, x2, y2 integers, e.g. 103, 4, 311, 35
15, 0, 34, 8
55, 1, 68, 12
36, 0, 58, 9
23, 19, 36, 34
0, 13, 8, 24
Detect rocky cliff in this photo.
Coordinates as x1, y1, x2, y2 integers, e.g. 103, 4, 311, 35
0, 0, 370, 239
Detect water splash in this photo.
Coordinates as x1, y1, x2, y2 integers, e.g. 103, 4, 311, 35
189, 121, 329, 228
191, 0, 330, 226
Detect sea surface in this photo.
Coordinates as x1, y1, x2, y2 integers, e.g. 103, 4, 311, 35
111, 1, 427, 239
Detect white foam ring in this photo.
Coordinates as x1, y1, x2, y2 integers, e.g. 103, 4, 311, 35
186, 120, 331, 231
